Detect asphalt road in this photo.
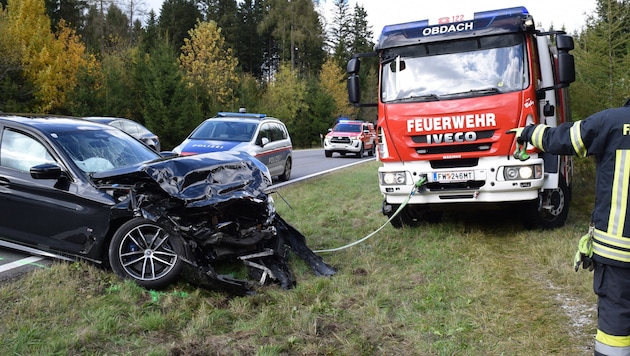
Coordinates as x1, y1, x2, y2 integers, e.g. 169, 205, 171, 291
0, 148, 375, 281
0, 248, 50, 283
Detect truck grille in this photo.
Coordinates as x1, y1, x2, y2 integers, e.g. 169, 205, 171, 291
330, 136, 351, 144
416, 143, 492, 155
411, 130, 494, 155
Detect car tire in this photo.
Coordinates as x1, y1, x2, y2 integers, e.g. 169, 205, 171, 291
325, 150, 333, 158
279, 157, 292, 181
368, 144, 375, 157
108, 218, 185, 289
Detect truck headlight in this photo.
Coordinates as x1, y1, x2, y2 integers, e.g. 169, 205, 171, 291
503, 164, 542, 181
380, 172, 407, 185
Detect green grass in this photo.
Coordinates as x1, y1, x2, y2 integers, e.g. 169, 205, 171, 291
0, 158, 598, 355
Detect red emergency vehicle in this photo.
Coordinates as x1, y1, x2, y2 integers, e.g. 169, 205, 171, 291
347, 7, 575, 229
324, 119, 377, 158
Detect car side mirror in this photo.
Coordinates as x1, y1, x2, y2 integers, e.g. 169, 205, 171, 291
158, 151, 178, 158
261, 137, 270, 146
30, 163, 63, 180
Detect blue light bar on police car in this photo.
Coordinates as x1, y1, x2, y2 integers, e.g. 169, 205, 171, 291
216, 112, 266, 119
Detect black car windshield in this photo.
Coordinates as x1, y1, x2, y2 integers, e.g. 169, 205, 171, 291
381, 33, 528, 103
190, 120, 257, 142
53, 128, 160, 173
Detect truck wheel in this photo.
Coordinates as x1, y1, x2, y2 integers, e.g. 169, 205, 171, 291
108, 218, 185, 289
387, 205, 410, 228
278, 157, 292, 181
325, 150, 332, 157
386, 204, 442, 228
522, 174, 570, 230
368, 144, 375, 157
356, 144, 364, 158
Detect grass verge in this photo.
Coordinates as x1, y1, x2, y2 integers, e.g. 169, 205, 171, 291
0, 158, 598, 355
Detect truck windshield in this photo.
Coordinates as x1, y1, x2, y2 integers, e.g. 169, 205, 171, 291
381, 33, 528, 103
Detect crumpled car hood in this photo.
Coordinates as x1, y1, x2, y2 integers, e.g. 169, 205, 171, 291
92, 151, 269, 205
92, 151, 335, 295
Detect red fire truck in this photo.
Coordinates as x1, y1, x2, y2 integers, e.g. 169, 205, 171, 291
347, 7, 575, 229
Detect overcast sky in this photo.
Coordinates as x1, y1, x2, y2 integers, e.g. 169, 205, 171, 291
144, 0, 596, 40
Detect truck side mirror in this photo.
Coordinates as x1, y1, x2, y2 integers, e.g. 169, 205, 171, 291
556, 35, 575, 85
348, 74, 361, 104
347, 57, 360, 74
556, 34, 574, 51
347, 57, 361, 104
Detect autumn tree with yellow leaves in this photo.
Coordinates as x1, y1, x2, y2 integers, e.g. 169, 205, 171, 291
0, 0, 98, 113
179, 20, 240, 109
319, 57, 358, 120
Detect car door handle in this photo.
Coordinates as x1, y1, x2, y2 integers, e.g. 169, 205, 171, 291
0, 177, 9, 186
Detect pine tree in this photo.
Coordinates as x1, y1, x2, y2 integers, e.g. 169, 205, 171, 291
571, 0, 630, 119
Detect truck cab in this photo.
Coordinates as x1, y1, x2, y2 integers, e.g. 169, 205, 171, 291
347, 7, 575, 229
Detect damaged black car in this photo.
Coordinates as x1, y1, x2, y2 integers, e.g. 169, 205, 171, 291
0, 115, 335, 295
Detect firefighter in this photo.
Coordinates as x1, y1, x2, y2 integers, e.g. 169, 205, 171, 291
510, 103, 630, 356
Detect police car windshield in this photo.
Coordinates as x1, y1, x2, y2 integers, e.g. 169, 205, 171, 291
381, 33, 528, 103
190, 120, 257, 142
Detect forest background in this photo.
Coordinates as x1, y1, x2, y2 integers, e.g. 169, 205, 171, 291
0, 0, 628, 151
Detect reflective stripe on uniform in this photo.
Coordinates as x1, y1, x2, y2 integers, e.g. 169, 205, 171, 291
593, 229, 630, 263
596, 330, 630, 355
570, 120, 588, 157
608, 150, 630, 235
531, 124, 548, 151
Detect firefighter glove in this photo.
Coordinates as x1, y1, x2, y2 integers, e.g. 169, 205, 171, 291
506, 127, 525, 142
573, 232, 594, 272
506, 127, 529, 161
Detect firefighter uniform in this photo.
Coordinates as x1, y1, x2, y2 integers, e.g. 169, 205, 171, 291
519, 105, 630, 356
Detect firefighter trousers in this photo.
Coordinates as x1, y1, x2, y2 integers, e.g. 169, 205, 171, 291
594, 263, 630, 356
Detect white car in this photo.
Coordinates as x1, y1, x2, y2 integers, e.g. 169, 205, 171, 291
173, 112, 293, 181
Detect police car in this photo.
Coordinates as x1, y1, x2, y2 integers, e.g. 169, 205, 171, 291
173, 112, 293, 181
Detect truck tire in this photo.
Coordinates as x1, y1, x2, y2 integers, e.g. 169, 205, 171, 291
368, 144, 375, 157
325, 150, 332, 157
109, 218, 185, 289
356, 144, 364, 158
522, 174, 570, 230
386, 204, 442, 229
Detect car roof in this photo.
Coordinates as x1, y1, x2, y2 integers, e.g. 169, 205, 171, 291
208, 112, 283, 123
81, 116, 122, 124
0, 114, 113, 133
205, 117, 285, 126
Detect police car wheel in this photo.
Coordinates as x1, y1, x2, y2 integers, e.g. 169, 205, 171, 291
279, 157, 291, 181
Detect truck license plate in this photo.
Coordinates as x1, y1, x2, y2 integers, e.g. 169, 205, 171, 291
432, 170, 474, 182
